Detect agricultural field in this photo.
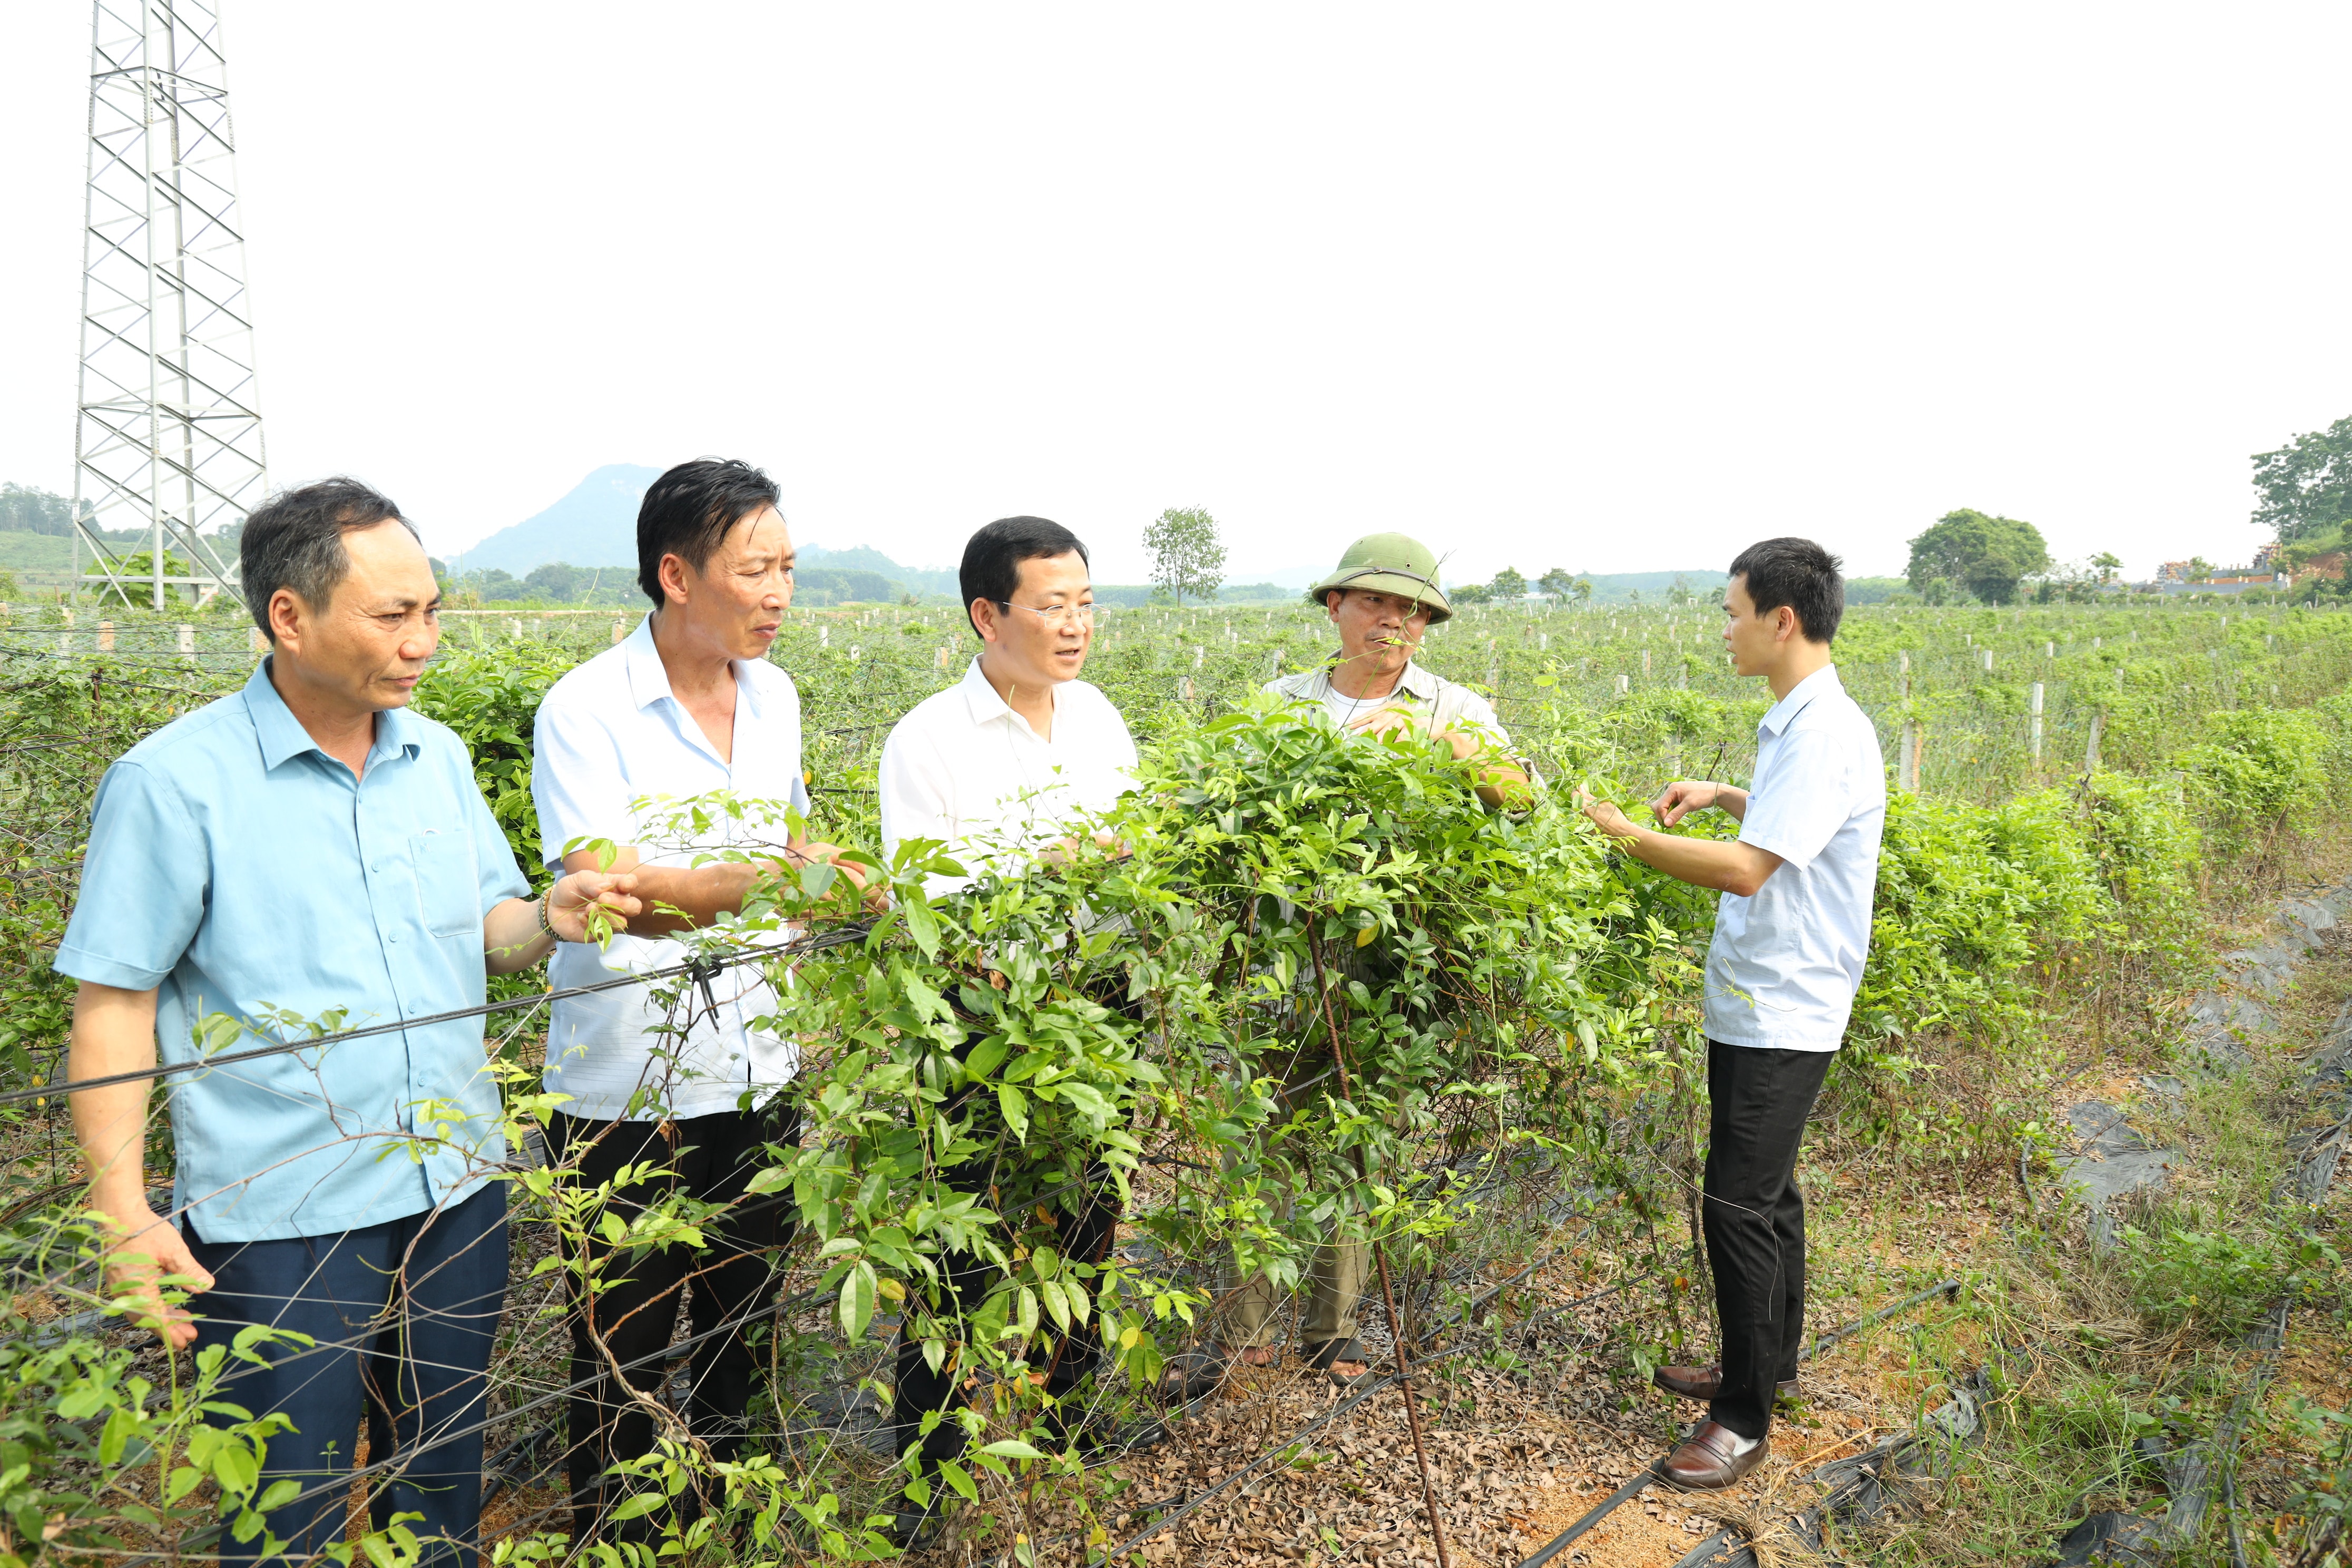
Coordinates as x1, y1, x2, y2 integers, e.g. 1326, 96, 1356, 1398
0, 593, 2348, 1568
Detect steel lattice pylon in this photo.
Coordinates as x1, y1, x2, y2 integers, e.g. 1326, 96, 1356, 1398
71, 0, 264, 611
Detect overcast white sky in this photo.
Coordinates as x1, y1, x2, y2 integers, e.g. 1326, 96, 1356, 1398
3, 4, 2347, 585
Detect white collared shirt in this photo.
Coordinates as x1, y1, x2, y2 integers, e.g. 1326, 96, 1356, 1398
879, 658, 1139, 899
531, 614, 812, 1121
1702, 663, 1886, 1053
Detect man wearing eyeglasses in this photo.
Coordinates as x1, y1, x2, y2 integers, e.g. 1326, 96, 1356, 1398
878, 515, 1134, 896
876, 515, 1139, 1543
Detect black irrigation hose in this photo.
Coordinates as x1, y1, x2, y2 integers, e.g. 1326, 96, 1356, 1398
1800, 1277, 1962, 1364
0, 921, 875, 1108
1518, 1467, 1662, 1568
1511, 1276, 1965, 1568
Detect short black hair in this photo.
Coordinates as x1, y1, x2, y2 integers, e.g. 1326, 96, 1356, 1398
1729, 536, 1844, 643
958, 516, 1090, 638
240, 477, 422, 641
636, 458, 783, 605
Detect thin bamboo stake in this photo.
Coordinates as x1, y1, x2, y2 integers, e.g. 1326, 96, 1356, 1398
1307, 935, 1453, 1568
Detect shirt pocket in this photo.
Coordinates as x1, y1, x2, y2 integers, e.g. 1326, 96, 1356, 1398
411, 831, 482, 938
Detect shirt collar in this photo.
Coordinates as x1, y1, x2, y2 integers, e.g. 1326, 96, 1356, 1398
1311, 657, 1438, 700
243, 656, 422, 771
1758, 663, 1843, 737
957, 655, 1061, 734
621, 612, 772, 718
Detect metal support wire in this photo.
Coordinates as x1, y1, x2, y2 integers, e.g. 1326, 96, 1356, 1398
0, 920, 876, 1109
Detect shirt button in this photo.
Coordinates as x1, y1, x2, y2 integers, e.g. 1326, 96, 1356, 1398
387, 931, 401, 943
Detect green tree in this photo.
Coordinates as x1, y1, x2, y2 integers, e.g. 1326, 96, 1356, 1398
1488, 566, 1526, 602
2090, 551, 2122, 586
1537, 567, 1575, 600
2251, 414, 2352, 542
526, 561, 583, 602
0, 483, 87, 537
1905, 509, 2051, 605
1143, 506, 1226, 606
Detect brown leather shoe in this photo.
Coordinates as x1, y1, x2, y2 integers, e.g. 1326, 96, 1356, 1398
1660, 1422, 1770, 1491
1652, 1363, 1800, 1403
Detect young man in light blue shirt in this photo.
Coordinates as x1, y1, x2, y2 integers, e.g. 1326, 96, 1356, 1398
1580, 537, 1885, 1490
61, 479, 637, 1566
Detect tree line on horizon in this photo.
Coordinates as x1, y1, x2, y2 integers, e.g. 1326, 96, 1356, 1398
6, 411, 2348, 610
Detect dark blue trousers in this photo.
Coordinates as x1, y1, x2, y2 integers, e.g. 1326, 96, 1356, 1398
183, 1182, 509, 1568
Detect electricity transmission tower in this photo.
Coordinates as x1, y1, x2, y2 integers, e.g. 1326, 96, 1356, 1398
71, 0, 265, 611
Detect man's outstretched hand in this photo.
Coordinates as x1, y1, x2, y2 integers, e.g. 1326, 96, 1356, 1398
94, 1198, 213, 1350
1650, 780, 1721, 827
1576, 785, 1640, 840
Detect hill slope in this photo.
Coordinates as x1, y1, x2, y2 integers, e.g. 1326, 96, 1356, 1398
449, 465, 663, 575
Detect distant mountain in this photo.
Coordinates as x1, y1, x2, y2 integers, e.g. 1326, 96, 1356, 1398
449, 464, 661, 575
446, 468, 966, 600
800, 545, 958, 598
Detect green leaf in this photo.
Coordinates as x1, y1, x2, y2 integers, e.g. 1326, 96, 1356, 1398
997, 1084, 1030, 1141
839, 1260, 879, 1340
963, 1033, 1011, 1082
981, 1439, 1046, 1460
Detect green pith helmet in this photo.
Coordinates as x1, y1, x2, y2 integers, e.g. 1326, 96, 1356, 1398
1305, 532, 1453, 624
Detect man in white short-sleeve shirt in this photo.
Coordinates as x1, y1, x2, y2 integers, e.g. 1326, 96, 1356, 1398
876, 516, 1138, 1539
529, 458, 856, 1545
1580, 538, 1884, 1491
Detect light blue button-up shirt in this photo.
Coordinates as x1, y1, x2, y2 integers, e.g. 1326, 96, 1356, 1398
57, 659, 530, 1242
1701, 664, 1887, 1053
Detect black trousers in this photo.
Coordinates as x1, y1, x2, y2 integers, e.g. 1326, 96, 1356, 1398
1700, 1040, 1832, 1442
890, 1153, 1121, 1474
893, 1008, 1133, 1477
549, 1105, 799, 1544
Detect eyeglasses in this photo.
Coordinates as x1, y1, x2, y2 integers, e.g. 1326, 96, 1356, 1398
996, 600, 1096, 629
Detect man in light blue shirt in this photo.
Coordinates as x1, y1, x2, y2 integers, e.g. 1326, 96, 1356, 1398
61, 478, 636, 1567
1580, 538, 1884, 1491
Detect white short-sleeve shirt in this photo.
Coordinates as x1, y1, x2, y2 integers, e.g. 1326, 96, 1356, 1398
879, 658, 1138, 899
1701, 663, 1886, 1053
531, 614, 812, 1121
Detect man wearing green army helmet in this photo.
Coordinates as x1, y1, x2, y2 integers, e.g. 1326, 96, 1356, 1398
1281, 531, 1530, 808
1161, 531, 1533, 1403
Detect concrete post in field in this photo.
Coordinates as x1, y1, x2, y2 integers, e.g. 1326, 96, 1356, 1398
249, 625, 267, 653
98, 621, 115, 652
177, 624, 195, 660
612, 619, 625, 645
2030, 681, 2045, 765
1641, 648, 1651, 678
1897, 651, 1918, 792
2086, 709, 2103, 773
1983, 648, 1994, 671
